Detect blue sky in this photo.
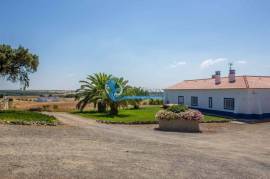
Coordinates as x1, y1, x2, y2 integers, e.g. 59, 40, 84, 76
1, 0, 270, 90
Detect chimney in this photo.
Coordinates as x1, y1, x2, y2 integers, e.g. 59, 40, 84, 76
215, 71, 221, 84
229, 69, 236, 83
228, 63, 236, 83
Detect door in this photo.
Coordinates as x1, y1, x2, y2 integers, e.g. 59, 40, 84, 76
178, 96, 184, 105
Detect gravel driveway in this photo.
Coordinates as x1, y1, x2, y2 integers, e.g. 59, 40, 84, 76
0, 112, 269, 179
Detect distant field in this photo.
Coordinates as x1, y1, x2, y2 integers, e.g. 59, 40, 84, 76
0, 90, 75, 96
9, 96, 93, 112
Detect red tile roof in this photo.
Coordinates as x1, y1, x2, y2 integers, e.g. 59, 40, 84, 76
166, 76, 270, 90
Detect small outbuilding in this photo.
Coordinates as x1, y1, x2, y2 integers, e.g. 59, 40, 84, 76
164, 69, 270, 119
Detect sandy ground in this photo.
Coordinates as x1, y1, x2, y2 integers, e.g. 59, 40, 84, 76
0, 113, 269, 179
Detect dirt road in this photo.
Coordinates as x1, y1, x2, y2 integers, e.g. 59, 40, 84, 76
0, 113, 269, 179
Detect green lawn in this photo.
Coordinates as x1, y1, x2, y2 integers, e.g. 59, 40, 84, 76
203, 114, 231, 123
0, 110, 58, 125
73, 106, 231, 124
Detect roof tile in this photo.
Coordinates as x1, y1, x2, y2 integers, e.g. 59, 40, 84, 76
166, 76, 270, 90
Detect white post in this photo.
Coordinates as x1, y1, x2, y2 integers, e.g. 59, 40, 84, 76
3, 97, 9, 110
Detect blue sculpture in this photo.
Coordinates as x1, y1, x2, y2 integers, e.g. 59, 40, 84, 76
105, 79, 163, 102
105, 79, 123, 102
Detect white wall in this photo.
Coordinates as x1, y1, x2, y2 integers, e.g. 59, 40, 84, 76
164, 89, 270, 115
247, 89, 270, 114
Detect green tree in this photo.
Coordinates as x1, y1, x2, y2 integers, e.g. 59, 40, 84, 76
0, 44, 39, 89
75, 73, 128, 115
126, 86, 149, 109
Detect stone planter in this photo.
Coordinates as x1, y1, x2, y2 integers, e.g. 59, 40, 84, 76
159, 119, 200, 132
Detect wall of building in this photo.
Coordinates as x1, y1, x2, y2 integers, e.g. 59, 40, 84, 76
246, 89, 270, 114
164, 89, 270, 116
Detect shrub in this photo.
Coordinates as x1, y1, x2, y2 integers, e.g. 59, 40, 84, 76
167, 105, 188, 113
141, 100, 148, 105
42, 105, 50, 111
156, 99, 164, 105
155, 109, 203, 122
53, 105, 59, 110
149, 99, 163, 105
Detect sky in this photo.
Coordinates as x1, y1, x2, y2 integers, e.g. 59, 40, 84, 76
1, 0, 270, 90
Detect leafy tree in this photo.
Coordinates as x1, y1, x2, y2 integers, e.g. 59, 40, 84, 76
0, 44, 39, 89
126, 86, 149, 109
75, 73, 128, 115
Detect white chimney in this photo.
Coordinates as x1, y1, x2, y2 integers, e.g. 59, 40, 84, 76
229, 69, 236, 83
215, 71, 221, 84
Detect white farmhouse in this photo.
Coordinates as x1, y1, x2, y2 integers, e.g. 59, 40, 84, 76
164, 69, 270, 119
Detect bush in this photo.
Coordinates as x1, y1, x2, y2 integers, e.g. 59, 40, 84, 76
167, 105, 188, 113
53, 105, 59, 110
155, 109, 203, 122
42, 105, 50, 111
149, 99, 163, 105
141, 100, 148, 105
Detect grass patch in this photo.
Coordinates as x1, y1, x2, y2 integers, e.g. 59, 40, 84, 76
0, 110, 58, 125
203, 114, 231, 123
73, 106, 231, 124
73, 107, 161, 124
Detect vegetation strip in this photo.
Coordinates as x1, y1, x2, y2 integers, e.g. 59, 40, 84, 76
0, 111, 58, 126
96, 120, 158, 125
73, 106, 231, 124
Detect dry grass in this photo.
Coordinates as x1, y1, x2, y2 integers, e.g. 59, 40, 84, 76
9, 97, 93, 112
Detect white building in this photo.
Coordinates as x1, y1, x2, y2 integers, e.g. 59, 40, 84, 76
164, 70, 270, 119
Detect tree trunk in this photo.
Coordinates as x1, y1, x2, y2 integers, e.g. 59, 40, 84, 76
97, 101, 106, 113
133, 104, 139, 109
109, 102, 118, 115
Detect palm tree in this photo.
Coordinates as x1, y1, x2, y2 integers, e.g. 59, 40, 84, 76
108, 77, 129, 114
75, 73, 128, 115
76, 73, 111, 112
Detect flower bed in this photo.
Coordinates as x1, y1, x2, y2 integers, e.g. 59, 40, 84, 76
155, 105, 203, 132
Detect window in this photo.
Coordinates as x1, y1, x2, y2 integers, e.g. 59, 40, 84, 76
209, 97, 213, 108
191, 96, 198, 106
224, 98, 235, 110
178, 96, 184, 105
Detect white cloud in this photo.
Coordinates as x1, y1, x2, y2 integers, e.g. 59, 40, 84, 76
200, 58, 227, 69
236, 60, 247, 64
169, 61, 187, 68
